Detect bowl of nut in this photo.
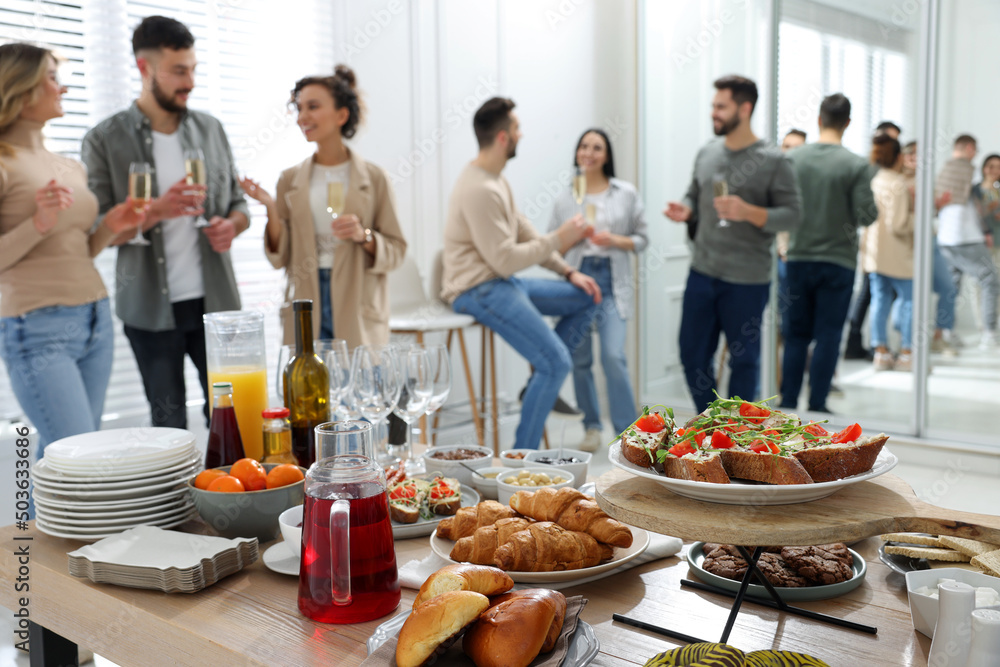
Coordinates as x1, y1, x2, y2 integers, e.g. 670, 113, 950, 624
496, 467, 575, 505
499, 448, 534, 468
525, 448, 591, 489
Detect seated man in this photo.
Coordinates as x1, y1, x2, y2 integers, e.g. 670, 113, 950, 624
441, 97, 601, 450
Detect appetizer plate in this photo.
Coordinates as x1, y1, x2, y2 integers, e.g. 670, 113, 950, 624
608, 440, 898, 506
392, 484, 480, 540
262, 541, 299, 576
367, 609, 600, 666
687, 541, 867, 601
429, 526, 650, 584
35, 508, 197, 540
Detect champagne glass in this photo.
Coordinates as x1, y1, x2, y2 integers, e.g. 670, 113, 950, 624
317, 339, 352, 418
713, 170, 731, 228
390, 347, 433, 473
326, 176, 345, 220
350, 345, 401, 466
127, 162, 152, 246
572, 166, 586, 215
184, 148, 210, 228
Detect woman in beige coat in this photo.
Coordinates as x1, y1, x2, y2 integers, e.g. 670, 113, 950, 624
861, 134, 913, 372
241, 66, 406, 348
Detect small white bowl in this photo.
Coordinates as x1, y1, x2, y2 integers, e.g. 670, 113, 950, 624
496, 467, 575, 506
470, 466, 506, 501
905, 568, 1000, 637
525, 448, 591, 489
278, 504, 303, 559
421, 444, 493, 486
499, 448, 535, 468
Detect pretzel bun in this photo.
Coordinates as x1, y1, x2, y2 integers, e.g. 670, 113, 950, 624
462, 592, 563, 667
414, 563, 514, 607
396, 591, 490, 667
487, 589, 567, 653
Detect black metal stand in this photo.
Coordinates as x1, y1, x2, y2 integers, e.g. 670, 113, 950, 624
613, 545, 877, 646
28, 622, 79, 667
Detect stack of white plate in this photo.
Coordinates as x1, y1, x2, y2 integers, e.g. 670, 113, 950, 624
33, 428, 201, 540
67, 525, 258, 593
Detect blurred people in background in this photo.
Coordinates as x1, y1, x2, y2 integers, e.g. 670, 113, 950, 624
876, 121, 902, 139
776, 129, 806, 268
441, 97, 600, 450
82, 16, 249, 429
863, 135, 914, 371
780, 94, 875, 413
664, 75, 801, 412
0, 43, 144, 462
971, 154, 1000, 294
548, 129, 647, 450
936, 135, 1000, 349
240, 65, 406, 348
781, 129, 806, 152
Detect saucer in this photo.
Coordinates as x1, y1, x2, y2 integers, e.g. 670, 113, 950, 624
263, 541, 299, 576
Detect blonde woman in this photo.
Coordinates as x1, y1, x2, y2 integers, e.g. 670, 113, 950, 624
0, 43, 144, 459
240, 65, 406, 347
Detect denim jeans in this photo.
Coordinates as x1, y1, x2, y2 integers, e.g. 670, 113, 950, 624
318, 268, 334, 340
124, 298, 210, 429
870, 273, 913, 349
572, 257, 636, 434
940, 243, 1000, 332
679, 270, 770, 413
932, 237, 957, 330
780, 261, 855, 411
453, 276, 598, 449
0, 299, 113, 458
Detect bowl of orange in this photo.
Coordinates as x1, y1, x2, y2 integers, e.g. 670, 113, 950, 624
188, 460, 306, 541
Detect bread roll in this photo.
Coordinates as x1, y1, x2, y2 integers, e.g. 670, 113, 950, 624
462, 593, 560, 667
487, 589, 566, 653
396, 591, 489, 667
414, 563, 514, 607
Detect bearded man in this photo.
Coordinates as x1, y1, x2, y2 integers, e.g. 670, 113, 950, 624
663, 75, 802, 412
82, 15, 249, 429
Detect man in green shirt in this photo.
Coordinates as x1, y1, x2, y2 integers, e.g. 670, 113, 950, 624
780, 93, 876, 413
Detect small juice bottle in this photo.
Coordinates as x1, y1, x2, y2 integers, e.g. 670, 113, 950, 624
261, 407, 298, 465
205, 382, 245, 468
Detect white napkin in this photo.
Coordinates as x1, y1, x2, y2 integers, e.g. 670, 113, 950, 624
397, 532, 682, 592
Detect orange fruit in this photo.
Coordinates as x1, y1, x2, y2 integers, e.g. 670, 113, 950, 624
206, 475, 245, 493
194, 469, 227, 490
266, 464, 304, 489
230, 458, 267, 491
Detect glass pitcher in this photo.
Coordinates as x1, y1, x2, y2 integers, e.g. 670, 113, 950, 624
297, 455, 400, 624
203, 311, 268, 461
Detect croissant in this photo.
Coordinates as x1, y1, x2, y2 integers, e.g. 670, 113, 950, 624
508, 487, 633, 548
436, 500, 519, 541
493, 521, 613, 572
450, 517, 534, 565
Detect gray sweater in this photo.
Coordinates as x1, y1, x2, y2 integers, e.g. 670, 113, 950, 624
681, 138, 801, 284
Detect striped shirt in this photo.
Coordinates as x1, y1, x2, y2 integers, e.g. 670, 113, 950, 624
548, 178, 648, 320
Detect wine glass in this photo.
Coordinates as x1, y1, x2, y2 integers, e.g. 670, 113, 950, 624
184, 148, 210, 228
276, 344, 292, 402
390, 346, 433, 473
572, 166, 586, 215
425, 343, 451, 419
127, 162, 152, 246
350, 345, 401, 466
326, 175, 345, 221
712, 169, 731, 228
317, 339, 352, 418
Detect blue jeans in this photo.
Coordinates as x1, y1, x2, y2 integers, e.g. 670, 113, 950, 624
453, 276, 598, 449
679, 270, 770, 413
318, 268, 334, 339
870, 273, 913, 349
572, 257, 637, 434
933, 237, 957, 330
0, 300, 113, 458
780, 261, 855, 411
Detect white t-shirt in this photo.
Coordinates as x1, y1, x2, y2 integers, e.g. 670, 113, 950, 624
937, 200, 984, 247
152, 131, 204, 302
309, 162, 351, 269
582, 188, 613, 258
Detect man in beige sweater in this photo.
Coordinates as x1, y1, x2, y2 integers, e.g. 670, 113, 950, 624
441, 97, 600, 450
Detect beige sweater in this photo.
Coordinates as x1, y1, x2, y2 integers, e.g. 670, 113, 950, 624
441, 164, 569, 303
861, 167, 914, 280
0, 119, 114, 317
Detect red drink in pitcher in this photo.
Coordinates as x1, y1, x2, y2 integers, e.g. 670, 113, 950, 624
297, 469, 400, 623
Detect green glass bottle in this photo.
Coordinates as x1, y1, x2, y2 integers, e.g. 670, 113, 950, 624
283, 300, 330, 468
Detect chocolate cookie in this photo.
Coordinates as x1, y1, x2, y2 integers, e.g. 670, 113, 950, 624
755, 552, 809, 588
702, 544, 748, 580
780, 544, 854, 585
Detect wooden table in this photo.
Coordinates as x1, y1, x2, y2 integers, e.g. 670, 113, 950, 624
0, 517, 935, 666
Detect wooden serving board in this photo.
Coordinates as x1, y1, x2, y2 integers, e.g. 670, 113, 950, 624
595, 469, 1000, 546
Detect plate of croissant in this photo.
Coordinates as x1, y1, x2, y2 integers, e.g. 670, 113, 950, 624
429, 488, 650, 583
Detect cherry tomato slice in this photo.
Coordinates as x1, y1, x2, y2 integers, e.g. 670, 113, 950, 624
804, 422, 830, 437
635, 412, 667, 433
739, 402, 771, 424
668, 440, 696, 457
749, 439, 779, 454
831, 423, 862, 444
710, 430, 734, 449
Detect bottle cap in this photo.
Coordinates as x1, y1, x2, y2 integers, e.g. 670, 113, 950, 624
262, 407, 290, 419
292, 299, 313, 312
212, 382, 233, 392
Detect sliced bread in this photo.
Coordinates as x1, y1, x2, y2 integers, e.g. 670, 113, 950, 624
938, 535, 1000, 558
970, 549, 1000, 577
883, 545, 971, 562
792, 434, 888, 482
